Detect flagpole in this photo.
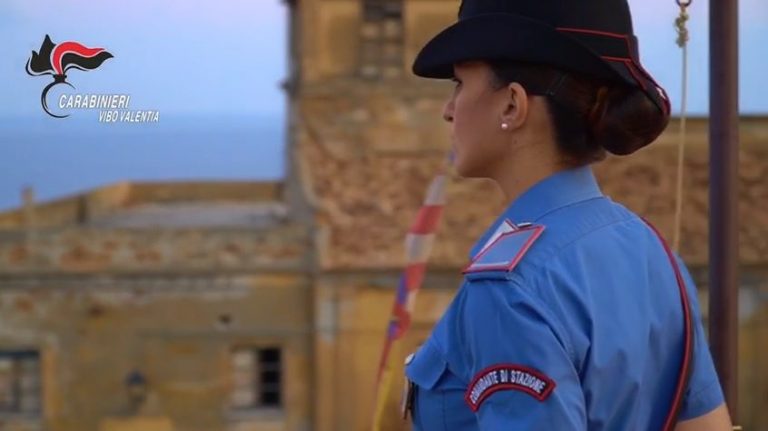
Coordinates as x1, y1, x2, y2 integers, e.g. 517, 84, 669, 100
709, 0, 739, 419
371, 158, 450, 430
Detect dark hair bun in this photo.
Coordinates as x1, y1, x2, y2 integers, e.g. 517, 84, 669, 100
588, 86, 670, 156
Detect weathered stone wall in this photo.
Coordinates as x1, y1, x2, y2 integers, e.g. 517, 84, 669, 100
0, 274, 313, 431
0, 182, 315, 430
296, 94, 768, 270
596, 142, 768, 266
0, 226, 310, 274
0, 182, 282, 231
739, 288, 768, 430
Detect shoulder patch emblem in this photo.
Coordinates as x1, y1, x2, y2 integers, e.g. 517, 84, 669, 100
462, 223, 544, 274
464, 364, 556, 411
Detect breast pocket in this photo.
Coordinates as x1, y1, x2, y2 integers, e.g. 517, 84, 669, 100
405, 342, 476, 431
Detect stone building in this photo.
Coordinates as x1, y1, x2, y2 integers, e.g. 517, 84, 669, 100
0, 0, 766, 430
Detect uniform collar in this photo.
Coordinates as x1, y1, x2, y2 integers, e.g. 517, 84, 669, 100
469, 165, 604, 259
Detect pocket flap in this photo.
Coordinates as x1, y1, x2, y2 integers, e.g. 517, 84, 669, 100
405, 341, 448, 390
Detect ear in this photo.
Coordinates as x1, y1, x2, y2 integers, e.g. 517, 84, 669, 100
500, 82, 529, 131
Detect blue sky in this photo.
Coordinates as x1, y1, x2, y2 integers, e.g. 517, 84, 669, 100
0, 0, 765, 210
1, 0, 287, 117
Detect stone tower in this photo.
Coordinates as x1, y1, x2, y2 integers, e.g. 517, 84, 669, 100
284, 0, 506, 429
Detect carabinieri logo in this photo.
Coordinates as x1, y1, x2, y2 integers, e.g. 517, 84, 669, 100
25, 35, 113, 118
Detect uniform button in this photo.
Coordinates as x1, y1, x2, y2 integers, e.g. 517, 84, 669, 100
404, 353, 415, 365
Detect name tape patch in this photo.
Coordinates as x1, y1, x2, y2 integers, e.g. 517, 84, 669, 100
464, 364, 555, 411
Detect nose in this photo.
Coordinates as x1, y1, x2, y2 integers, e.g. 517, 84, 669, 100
442, 97, 454, 123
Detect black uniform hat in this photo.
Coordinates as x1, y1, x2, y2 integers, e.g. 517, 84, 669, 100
413, 0, 670, 118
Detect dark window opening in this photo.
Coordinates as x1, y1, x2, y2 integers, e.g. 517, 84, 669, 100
0, 350, 41, 416
360, 0, 404, 79
230, 347, 282, 410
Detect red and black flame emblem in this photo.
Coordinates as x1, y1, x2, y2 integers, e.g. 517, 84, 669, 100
25, 35, 113, 118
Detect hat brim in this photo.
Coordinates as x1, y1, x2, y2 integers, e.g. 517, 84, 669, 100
413, 13, 623, 84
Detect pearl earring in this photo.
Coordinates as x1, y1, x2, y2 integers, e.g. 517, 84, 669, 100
501, 123, 509, 130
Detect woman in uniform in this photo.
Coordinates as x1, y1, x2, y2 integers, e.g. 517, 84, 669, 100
403, 0, 733, 429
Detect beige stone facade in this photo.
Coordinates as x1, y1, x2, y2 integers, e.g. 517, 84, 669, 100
0, 0, 766, 430
0, 183, 314, 431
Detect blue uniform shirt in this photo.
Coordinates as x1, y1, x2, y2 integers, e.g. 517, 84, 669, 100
405, 166, 724, 430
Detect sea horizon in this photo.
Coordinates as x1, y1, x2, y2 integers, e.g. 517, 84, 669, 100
0, 112, 286, 212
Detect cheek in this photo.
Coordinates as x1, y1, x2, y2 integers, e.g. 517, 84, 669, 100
452, 95, 496, 160
453, 96, 484, 145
